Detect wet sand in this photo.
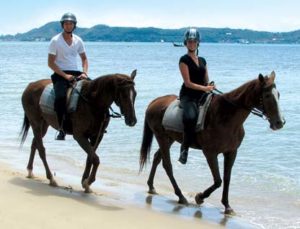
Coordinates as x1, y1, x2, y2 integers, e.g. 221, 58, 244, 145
0, 162, 256, 229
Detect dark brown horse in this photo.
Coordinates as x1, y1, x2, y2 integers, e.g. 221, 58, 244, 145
20, 70, 137, 192
139, 71, 285, 214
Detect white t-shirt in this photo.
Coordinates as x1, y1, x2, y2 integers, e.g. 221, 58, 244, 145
48, 33, 85, 71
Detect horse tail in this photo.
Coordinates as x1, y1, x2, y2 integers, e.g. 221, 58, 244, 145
19, 114, 30, 147
139, 117, 153, 172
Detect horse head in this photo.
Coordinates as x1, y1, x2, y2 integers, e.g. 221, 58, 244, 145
258, 71, 285, 130
114, 70, 137, 126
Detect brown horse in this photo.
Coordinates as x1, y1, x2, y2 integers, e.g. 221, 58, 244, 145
20, 70, 137, 192
139, 71, 285, 214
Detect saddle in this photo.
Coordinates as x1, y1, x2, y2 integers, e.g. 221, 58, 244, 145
39, 80, 84, 115
162, 93, 213, 133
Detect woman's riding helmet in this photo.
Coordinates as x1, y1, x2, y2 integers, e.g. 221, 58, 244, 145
183, 28, 200, 45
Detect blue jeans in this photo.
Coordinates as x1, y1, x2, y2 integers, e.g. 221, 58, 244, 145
180, 95, 198, 148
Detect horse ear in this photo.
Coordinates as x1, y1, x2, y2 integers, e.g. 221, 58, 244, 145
131, 69, 137, 80
269, 71, 275, 83
258, 73, 264, 83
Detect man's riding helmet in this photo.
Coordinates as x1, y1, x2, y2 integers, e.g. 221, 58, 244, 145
60, 12, 77, 28
183, 28, 200, 45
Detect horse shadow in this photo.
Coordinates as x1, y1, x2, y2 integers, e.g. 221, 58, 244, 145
9, 175, 122, 212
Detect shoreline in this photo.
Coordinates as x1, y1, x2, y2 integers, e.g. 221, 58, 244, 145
0, 161, 220, 229
0, 161, 258, 229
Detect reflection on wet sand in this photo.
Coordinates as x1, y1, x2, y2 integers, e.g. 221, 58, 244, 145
144, 194, 257, 228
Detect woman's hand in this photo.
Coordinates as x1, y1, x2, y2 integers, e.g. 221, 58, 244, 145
205, 85, 215, 92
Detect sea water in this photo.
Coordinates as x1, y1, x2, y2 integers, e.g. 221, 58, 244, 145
0, 41, 299, 228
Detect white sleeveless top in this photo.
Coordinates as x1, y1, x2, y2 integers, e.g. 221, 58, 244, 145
48, 33, 85, 71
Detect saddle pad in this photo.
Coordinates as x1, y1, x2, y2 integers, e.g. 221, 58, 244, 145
39, 80, 84, 115
196, 93, 213, 131
162, 93, 213, 133
162, 99, 184, 132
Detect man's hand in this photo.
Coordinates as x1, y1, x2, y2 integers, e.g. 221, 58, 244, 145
65, 74, 75, 81
77, 72, 88, 80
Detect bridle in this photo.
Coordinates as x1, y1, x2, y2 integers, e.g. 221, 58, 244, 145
70, 80, 122, 118
212, 83, 276, 120
114, 81, 135, 118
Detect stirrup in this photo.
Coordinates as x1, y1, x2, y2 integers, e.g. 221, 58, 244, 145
56, 130, 66, 140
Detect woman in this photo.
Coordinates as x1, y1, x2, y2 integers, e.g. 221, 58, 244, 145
178, 28, 215, 164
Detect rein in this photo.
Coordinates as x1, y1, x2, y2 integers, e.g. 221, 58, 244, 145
70, 80, 123, 153
109, 107, 122, 118
212, 87, 265, 119
70, 81, 122, 118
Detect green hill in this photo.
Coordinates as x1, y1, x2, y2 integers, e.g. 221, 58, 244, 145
1, 21, 300, 44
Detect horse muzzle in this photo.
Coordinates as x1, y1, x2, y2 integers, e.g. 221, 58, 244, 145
125, 117, 137, 127
270, 117, 286, 130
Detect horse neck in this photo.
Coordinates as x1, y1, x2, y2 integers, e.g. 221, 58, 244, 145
88, 75, 116, 108
226, 79, 261, 108
219, 79, 261, 124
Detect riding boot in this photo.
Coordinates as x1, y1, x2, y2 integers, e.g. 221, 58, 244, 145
178, 133, 190, 164
56, 114, 66, 140
178, 146, 189, 164
55, 99, 66, 141
56, 129, 65, 140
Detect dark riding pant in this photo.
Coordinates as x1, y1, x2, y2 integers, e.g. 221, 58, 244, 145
51, 71, 82, 128
180, 95, 199, 148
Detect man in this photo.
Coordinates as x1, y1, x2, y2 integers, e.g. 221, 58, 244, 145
48, 12, 88, 140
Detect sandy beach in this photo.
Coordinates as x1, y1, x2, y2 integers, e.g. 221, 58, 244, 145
0, 162, 227, 229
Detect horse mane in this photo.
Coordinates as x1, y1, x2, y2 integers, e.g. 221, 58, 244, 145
90, 74, 116, 96
222, 78, 262, 107
80, 74, 134, 107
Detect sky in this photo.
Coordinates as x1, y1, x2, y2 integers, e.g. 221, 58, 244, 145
1, 0, 300, 35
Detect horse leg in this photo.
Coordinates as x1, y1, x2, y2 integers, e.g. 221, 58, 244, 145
147, 149, 162, 194
26, 138, 37, 178
158, 138, 188, 205
82, 157, 92, 186
81, 137, 102, 187
31, 124, 57, 186
85, 152, 100, 189
81, 153, 99, 193
27, 122, 48, 178
222, 151, 237, 215
86, 134, 106, 188
195, 155, 222, 205
73, 134, 99, 193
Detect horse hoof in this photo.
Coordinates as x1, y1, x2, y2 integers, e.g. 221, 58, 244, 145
195, 193, 204, 205
148, 188, 158, 195
224, 207, 235, 215
82, 179, 93, 193
27, 170, 34, 179
178, 197, 189, 205
82, 179, 89, 188
49, 178, 58, 187
84, 187, 93, 193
